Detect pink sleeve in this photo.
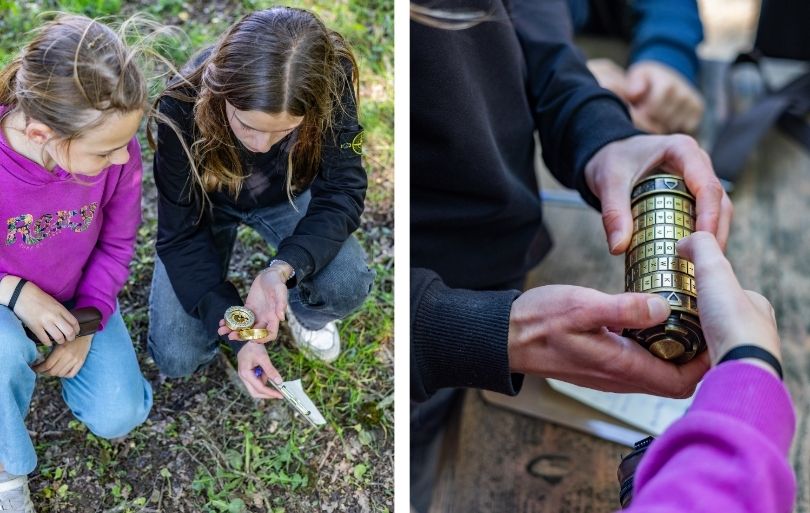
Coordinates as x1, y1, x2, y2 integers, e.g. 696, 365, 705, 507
622, 362, 796, 513
73, 138, 142, 328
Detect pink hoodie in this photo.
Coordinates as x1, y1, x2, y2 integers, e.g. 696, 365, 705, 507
0, 105, 142, 328
624, 361, 796, 513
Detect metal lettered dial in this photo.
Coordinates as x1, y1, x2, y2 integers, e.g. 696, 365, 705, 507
623, 174, 706, 363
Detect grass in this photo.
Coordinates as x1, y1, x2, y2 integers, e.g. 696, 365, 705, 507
1, 1, 393, 511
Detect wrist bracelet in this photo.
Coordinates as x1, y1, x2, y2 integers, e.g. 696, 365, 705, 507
266, 259, 295, 282
7, 278, 27, 313
718, 345, 783, 380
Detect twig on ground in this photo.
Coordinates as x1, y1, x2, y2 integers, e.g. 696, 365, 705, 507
317, 439, 336, 473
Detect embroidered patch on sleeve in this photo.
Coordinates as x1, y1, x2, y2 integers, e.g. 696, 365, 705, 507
339, 130, 365, 156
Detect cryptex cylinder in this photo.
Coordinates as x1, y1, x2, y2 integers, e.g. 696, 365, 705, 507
624, 174, 705, 363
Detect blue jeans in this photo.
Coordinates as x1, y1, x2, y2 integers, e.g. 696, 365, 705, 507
147, 190, 375, 377
0, 304, 153, 476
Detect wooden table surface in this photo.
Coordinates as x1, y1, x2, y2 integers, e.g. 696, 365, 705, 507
429, 70, 810, 513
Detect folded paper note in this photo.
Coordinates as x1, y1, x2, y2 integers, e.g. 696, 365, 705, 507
254, 368, 326, 427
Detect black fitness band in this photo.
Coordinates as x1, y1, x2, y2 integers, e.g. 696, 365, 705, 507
719, 345, 783, 380
7, 278, 27, 313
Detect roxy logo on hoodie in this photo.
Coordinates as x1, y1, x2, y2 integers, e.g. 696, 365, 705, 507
6, 203, 98, 246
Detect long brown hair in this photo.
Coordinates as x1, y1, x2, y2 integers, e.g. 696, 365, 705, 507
0, 14, 149, 151
158, 7, 359, 202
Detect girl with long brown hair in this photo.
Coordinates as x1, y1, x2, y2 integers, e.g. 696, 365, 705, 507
0, 15, 155, 510
148, 7, 374, 399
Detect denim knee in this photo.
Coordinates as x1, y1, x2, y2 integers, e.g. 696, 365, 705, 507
148, 257, 219, 377
300, 238, 375, 316
147, 333, 217, 378
79, 382, 152, 439
335, 264, 375, 312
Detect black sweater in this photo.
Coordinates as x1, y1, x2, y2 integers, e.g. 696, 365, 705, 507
411, 0, 641, 401
154, 51, 366, 352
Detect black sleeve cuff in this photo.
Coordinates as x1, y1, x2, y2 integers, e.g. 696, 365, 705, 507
227, 338, 247, 356
565, 96, 644, 211
411, 271, 524, 401
196, 281, 246, 355
274, 244, 315, 287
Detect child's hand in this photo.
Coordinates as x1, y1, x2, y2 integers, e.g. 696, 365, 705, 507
12, 279, 79, 346
235, 342, 283, 400
33, 334, 93, 378
676, 232, 781, 374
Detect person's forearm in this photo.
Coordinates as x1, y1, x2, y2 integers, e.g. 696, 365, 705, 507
411, 268, 523, 401
0, 274, 22, 306
509, 0, 640, 205
625, 362, 795, 513
277, 149, 367, 283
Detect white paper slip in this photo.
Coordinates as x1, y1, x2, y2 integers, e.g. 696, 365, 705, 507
267, 377, 327, 427
546, 379, 694, 436
481, 376, 652, 447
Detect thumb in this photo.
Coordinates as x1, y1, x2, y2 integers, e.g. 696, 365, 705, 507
625, 70, 649, 102
575, 290, 671, 331
258, 360, 283, 385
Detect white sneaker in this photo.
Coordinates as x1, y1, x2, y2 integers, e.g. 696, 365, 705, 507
286, 308, 341, 363
0, 472, 35, 513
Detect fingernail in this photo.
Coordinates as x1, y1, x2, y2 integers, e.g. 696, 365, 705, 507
609, 231, 624, 253
273, 376, 283, 385
647, 297, 669, 319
